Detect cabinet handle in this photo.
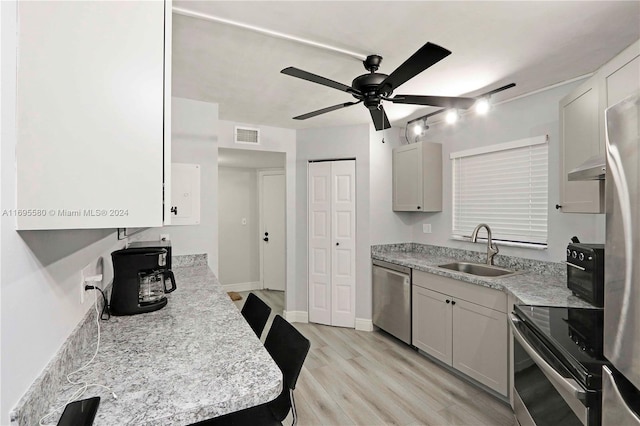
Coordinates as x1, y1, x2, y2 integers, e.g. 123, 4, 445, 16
555, 204, 562, 210
336, 242, 340, 246
417, 206, 421, 210
446, 299, 450, 304
451, 300, 456, 305
170, 206, 178, 215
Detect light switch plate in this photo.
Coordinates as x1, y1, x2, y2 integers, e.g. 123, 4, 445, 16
422, 224, 432, 234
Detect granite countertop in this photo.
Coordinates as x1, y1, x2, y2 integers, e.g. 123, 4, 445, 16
44, 264, 282, 425
372, 248, 595, 308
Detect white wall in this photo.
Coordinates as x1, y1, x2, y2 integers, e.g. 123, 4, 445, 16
134, 97, 219, 271
413, 79, 606, 262
218, 167, 260, 285
295, 123, 373, 319
217, 120, 297, 310
1, 3, 124, 419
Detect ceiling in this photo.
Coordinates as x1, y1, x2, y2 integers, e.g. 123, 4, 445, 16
172, 1, 640, 130
218, 148, 285, 169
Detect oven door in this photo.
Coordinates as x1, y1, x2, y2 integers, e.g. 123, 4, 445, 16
510, 315, 594, 426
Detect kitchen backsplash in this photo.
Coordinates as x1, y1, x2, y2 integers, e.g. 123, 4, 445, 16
372, 243, 566, 279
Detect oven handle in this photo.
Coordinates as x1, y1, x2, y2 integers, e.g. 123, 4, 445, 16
509, 314, 588, 402
564, 261, 586, 271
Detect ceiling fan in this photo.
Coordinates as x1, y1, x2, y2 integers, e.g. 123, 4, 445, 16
281, 42, 477, 131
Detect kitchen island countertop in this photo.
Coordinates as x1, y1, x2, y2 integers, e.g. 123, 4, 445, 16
373, 249, 594, 308
41, 264, 282, 425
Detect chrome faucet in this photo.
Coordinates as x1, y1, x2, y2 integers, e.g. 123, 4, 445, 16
471, 223, 499, 265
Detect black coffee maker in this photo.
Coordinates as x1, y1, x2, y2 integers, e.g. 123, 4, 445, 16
110, 247, 177, 316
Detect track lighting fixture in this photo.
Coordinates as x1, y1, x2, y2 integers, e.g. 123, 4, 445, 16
445, 109, 459, 124
403, 82, 515, 138
475, 97, 490, 115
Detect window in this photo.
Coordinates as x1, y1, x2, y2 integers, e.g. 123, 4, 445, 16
451, 135, 548, 248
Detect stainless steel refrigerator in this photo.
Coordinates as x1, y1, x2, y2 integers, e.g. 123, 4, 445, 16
603, 92, 640, 425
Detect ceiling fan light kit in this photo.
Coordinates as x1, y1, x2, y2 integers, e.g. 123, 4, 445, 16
281, 42, 478, 131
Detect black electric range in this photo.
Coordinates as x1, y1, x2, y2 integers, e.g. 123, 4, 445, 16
513, 305, 609, 388
511, 305, 611, 426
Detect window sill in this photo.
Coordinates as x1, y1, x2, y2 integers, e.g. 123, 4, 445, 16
451, 235, 548, 250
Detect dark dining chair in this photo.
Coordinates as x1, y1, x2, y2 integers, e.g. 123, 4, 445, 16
241, 292, 272, 338
194, 315, 311, 426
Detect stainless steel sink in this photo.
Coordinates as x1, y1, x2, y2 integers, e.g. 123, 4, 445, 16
437, 262, 521, 278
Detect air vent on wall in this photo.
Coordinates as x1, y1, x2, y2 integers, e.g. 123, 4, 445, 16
234, 126, 260, 144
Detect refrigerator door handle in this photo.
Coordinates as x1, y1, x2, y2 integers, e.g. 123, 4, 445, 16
602, 366, 640, 426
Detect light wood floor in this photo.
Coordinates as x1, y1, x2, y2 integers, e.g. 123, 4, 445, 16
233, 290, 516, 426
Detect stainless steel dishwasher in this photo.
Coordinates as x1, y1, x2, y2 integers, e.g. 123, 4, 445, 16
372, 259, 411, 344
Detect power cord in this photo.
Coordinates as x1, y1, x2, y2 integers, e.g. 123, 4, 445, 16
39, 281, 116, 425
85, 285, 110, 320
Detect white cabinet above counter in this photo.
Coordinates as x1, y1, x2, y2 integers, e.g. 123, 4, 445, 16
15, 1, 172, 230
558, 39, 639, 214
392, 141, 442, 212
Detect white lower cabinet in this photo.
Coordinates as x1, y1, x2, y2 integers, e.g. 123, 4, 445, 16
412, 270, 508, 396
412, 286, 452, 364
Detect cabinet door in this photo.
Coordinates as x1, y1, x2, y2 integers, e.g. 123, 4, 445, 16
605, 56, 640, 108
393, 143, 423, 211
16, 1, 167, 229
412, 286, 452, 365
452, 299, 508, 396
559, 77, 604, 213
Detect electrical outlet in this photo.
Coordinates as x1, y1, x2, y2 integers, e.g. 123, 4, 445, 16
81, 257, 104, 305
423, 224, 432, 234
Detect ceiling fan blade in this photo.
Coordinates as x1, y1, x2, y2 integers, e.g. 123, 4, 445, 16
281, 67, 357, 94
293, 101, 361, 120
377, 42, 451, 94
391, 95, 476, 109
370, 106, 391, 131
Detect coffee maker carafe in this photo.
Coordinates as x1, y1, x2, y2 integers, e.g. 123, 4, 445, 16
110, 247, 177, 316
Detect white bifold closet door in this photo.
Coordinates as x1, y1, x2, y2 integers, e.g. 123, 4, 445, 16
308, 160, 356, 328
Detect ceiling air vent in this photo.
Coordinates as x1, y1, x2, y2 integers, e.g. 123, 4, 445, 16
234, 126, 260, 144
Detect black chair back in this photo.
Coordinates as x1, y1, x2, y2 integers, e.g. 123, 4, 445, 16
241, 293, 272, 338
264, 315, 310, 422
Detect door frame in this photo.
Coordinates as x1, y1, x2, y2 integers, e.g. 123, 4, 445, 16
258, 168, 286, 290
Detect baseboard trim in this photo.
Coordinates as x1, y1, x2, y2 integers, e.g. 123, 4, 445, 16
221, 281, 261, 292
283, 310, 308, 323
355, 318, 373, 331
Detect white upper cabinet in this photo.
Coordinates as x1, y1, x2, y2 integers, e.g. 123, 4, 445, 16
559, 77, 604, 213
15, 1, 171, 230
392, 141, 442, 212
558, 39, 639, 214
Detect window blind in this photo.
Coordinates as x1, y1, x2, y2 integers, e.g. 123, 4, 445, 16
451, 135, 549, 246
